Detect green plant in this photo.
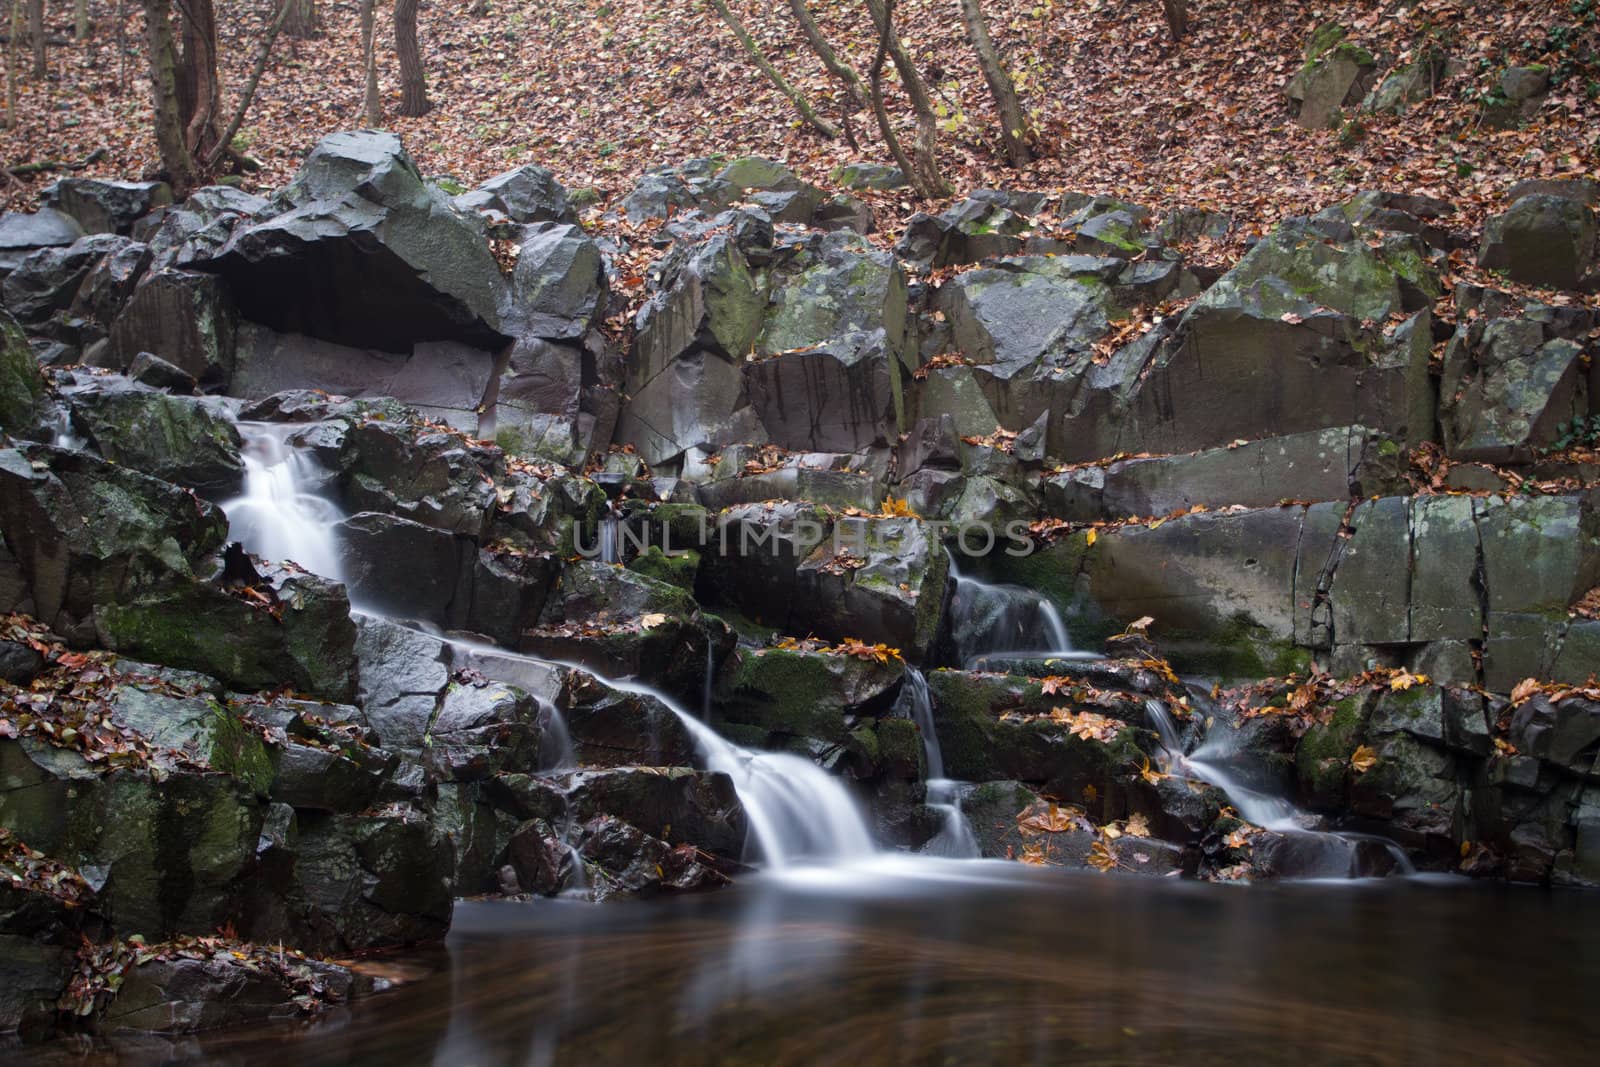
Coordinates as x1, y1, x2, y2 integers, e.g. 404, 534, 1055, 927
1542, 414, 1600, 454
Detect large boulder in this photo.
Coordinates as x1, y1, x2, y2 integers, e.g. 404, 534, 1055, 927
453, 163, 577, 226
618, 224, 767, 464
1092, 220, 1435, 461
1478, 194, 1596, 290
61, 375, 244, 494
504, 222, 605, 341
206, 131, 509, 352
0, 233, 130, 327
0, 208, 83, 275
0, 310, 46, 437
42, 178, 173, 237
134, 185, 270, 273
1439, 312, 1588, 461
0, 443, 228, 639
103, 268, 238, 386
1285, 26, 1378, 129
714, 645, 904, 751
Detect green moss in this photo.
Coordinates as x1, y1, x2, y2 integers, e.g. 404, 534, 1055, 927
0, 310, 45, 434
206, 702, 274, 796
1305, 21, 1348, 61
628, 545, 699, 590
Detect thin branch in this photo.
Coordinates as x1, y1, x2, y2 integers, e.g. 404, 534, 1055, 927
706, 0, 839, 141
205, 0, 291, 168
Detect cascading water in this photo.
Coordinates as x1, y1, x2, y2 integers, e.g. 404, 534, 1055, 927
904, 667, 979, 858
944, 552, 1090, 668
222, 422, 345, 582
1143, 698, 1414, 878
51, 407, 85, 450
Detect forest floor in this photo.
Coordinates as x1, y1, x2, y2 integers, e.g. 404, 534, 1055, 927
1, 0, 1597, 257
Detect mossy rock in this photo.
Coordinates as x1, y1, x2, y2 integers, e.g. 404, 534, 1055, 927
0, 309, 45, 436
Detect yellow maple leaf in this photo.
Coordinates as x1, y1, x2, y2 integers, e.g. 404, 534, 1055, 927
1350, 744, 1379, 773
1087, 840, 1117, 872
1125, 812, 1151, 838
639, 613, 668, 630
1509, 677, 1541, 706
1085, 528, 1098, 546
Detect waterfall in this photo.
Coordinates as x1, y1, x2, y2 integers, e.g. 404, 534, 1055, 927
702, 641, 715, 721
221, 422, 345, 582
1143, 699, 1414, 877
904, 667, 979, 858
944, 552, 1090, 668
217, 429, 878, 870
538, 697, 577, 772
598, 517, 621, 565
599, 672, 877, 867
51, 407, 84, 450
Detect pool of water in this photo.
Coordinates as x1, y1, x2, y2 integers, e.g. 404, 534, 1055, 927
19, 860, 1598, 1066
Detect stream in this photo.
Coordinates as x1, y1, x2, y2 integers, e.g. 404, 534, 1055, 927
27, 871, 1596, 1066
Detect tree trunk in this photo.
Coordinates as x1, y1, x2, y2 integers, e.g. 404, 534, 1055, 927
175, 0, 224, 163
707, 0, 837, 140
5, 0, 21, 128
865, 3, 920, 199
207, 0, 291, 168
26, 0, 41, 77
73, 0, 86, 41
394, 0, 430, 117
1160, 0, 1186, 42
957, 0, 1030, 168
359, 0, 379, 124
283, 0, 315, 38
865, 0, 947, 197
143, 0, 197, 194
786, 0, 865, 108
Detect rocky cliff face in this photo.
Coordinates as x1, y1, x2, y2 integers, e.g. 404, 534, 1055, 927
1, 131, 1597, 1038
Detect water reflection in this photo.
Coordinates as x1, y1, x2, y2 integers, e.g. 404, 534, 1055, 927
19, 866, 1597, 1066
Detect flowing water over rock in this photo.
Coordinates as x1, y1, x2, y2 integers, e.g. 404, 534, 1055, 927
904, 667, 979, 858
944, 553, 1089, 669
221, 422, 345, 583
1144, 699, 1414, 878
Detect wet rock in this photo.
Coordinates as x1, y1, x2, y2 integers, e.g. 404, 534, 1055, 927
96, 562, 360, 703
1509, 696, 1600, 775
1, 233, 129, 326
714, 645, 904, 750
922, 669, 1151, 807
334, 419, 499, 537
65, 239, 152, 346
43, 179, 173, 237
0, 741, 263, 940
688, 445, 887, 512
1042, 426, 1401, 522
101, 954, 355, 1034
228, 323, 496, 433
352, 615, 451, 751
0, 310, 46, 437
0, 208, 84, 275
454, 163, 577, 226
793, 516, 949, 658
505, 222, 605, 340
619, 226, 766, 464
565, 767, 747, 857
559, 670, 698, 768
896, 197, 1034, 268
0, 639, 44, 683
697, 502, 832, 631
206, 131, 508, 352
576, 815, 728, 900
1363, 49, 1451, 115
336, 511, 473, 626
135, 185, 271, 273
104, 269, 238, 385
0, 443, 228, 636
1113, 220, 1434, 458
424, 679, 545, 782
831, 162, 906, 192
1478, 194, 1595, 290
272, 807, 453, 952
61, 375, 243, 494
